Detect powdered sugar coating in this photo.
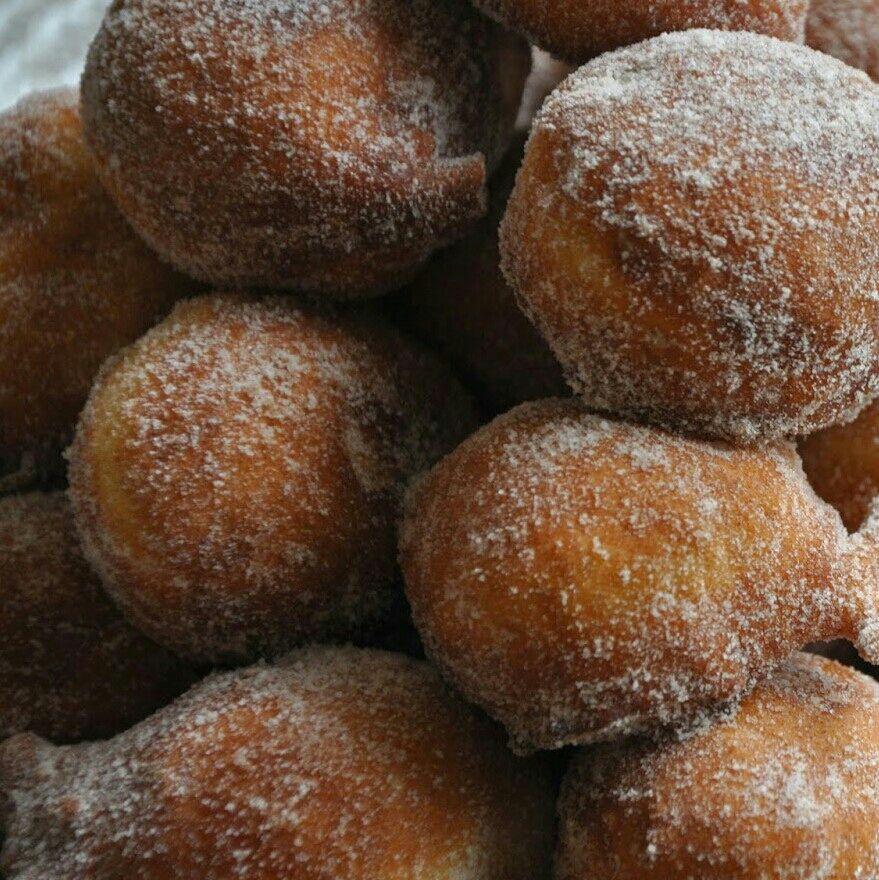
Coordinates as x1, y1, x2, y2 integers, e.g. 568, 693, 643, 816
473, 0, 808, 62
80, 0, 530, 299
0, 491, 194, 743
807, 0, 879, 81
0, 87, 193, 489
501, 31, 879, 442
400, 399, 879, 752
0, 646, 557, 879
68, 294, 478, 664
556, 653, 879, 879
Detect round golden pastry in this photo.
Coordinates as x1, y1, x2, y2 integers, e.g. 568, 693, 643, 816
0, 646, 557, 879
0, 88, 193, 489
0, 491, 194, 744
400, 398, 879, 752
80, 0, 529, 299
807, 0, 879, 81
473, 0, 809, 62
391, 135, 567, 414
556, 653, 879, 879
501, 31, 879, 442
68, 293, 478, 665
800, 398, 879, 532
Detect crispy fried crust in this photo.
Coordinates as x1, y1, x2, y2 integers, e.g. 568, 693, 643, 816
68, 294, 478, 664
473, 0, 808, 62
556, 654, 879, 879
500, 32, 879, 442
0, 491, 194, 743
80, 0, 529, 298
400, 399, 879, 751
0, 88, 193, 487
0, 647, 556, 879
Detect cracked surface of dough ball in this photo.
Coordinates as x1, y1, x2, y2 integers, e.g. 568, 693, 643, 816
501, 31, 879, 442
800, 398, 879, 532
69, 294, 478, 664
556, 654, 879, 879
807, 0, 879, 81
473, 0, 808, 62
400, 398, 879, 751
80, 0, 529, 299
0, 491, 194, 744
391, 136, 567, 414
0, 647, 557, 880
0, 88, 193, 489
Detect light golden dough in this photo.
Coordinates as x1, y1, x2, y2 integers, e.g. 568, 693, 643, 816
400, 399, 879, 751
80, 0, 529, 299
0, 491, 194, 743
0, 647, 557, 879
0, 88, 193, 489
501, 31, 879, 442
556, 653, 879, 879
68, 294, 478, 664
474, 0, 808, 62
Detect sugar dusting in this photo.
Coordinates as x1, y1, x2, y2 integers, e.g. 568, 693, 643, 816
79, 0, 528, 295
401, 399, 879, 752
474, 0, 809, 61
0, 646, 556, 878
0, 87, 191, 484
502, 31, 879, 441
557, 654, 879, 879
68, 294, 478, 663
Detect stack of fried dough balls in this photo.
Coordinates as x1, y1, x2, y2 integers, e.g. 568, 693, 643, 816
8, 0, 879, 877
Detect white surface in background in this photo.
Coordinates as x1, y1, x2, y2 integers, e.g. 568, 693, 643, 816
0, 0, 110, 110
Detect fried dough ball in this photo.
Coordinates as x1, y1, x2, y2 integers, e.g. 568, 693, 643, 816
0, 647, 557, 879
80, 0, 529, 300
501, 32, 879, 442
392, 136, 567, 414
0, 491, 194, 744
68, 294, 478, 665
400, 398, 879, 752
556, 653, 879, 879
0, 89, 193, 490
807, 0, 879, 81
473, 0, 808, 62
799, 398, 879, 532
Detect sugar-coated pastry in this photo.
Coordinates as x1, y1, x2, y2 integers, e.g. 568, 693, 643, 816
400, 398, 879, 751
392, 136, 567, 414
501, 31, 879, 442
0, 88, 193, 490
80, 0, 530, 299
556, 654, 879, 879
0, 491, 194, 744
69, 294, 478, 664
800, 399, 879, 532
807, 0, 879, 81
473, 0, 808, 63
0, 647, 557, 879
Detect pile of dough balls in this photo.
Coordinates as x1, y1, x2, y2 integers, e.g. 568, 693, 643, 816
5, 0, 879, 877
